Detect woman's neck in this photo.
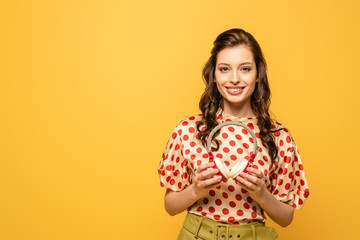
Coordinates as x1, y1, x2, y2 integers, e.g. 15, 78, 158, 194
222, 102, 256, 118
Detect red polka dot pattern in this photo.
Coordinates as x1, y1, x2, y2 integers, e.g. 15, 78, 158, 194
158, 112, 309, 224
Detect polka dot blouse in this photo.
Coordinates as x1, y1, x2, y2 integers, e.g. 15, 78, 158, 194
158, 112, 310, 224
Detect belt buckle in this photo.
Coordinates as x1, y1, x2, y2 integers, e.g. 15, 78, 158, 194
215, 223, 230, 239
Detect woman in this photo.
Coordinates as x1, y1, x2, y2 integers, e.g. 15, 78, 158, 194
158, 28, 309, 240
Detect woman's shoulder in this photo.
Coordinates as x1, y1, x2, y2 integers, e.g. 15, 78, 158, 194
271, 120, 296, 145
170, 114, 203, 140
175, 114, 203, 129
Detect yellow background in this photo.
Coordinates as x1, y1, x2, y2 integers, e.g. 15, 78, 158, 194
1, 0, 359, 239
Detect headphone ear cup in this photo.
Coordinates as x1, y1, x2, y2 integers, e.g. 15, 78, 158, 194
214, 158, 230, 180
231, 162, 241, 175
230, 160, 249, 178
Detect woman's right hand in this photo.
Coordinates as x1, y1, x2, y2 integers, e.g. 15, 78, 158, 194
191, 162, 223, 199
164, 162, 223, 216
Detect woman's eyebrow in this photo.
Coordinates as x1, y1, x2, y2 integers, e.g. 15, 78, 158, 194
217, 62, 253, 66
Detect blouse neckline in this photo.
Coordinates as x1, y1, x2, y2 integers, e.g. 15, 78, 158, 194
216, 110, 258, 124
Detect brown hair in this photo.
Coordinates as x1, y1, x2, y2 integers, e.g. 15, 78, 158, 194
196, 28, 279, 162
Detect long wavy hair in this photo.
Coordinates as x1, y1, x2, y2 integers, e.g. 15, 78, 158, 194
196, 28, 280, 163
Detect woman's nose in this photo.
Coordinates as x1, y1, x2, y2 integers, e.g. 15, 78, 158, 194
230, 72, 240, 84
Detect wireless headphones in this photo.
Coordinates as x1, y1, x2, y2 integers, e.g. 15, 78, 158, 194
206, 121, 258, 180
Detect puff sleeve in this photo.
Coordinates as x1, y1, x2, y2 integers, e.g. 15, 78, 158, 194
270, 135, 310, 209
158, 125, 191, 192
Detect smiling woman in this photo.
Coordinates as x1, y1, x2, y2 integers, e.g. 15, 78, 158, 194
214, 46, 258, 117
158, 28, 310, 240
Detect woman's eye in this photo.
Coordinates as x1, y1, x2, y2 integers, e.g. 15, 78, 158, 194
241, 67, 251, 71
219, 67, 229, 72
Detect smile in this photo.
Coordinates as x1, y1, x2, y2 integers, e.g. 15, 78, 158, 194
225, 86, 245, 95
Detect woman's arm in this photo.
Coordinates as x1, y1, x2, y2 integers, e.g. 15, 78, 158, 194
235, 167, 294, 227
164, 162, 223, 216
164, 186, 199, 216
254, 188, 294, 227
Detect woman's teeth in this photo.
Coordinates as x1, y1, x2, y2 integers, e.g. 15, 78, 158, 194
226, 87, 244, 91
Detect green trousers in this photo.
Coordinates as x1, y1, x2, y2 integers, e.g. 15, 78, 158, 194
177, 213, 278, 240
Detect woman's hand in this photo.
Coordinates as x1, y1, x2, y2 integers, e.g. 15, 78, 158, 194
164, 162, 222, 216
234, 167, 267, 203
191, 162, 223, 199
235, 166, 294, 227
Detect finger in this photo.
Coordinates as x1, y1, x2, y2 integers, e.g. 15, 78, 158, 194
203, 175, 223, 188
206, 180, 223, 190
199, 167, 219, 180
241, 171, 265, 187
235, 181, 250, 191
196, 162, 215, 173
235, 176, 255, 190
246, 167, 264, 179
239, 172, 259, 184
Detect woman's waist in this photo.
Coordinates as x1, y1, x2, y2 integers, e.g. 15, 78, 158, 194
188, 203, 266, 225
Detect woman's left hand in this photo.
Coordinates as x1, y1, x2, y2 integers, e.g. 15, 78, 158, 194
234, 167, 268, 203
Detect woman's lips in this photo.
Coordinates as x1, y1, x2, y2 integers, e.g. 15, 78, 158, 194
225, 86, 245, 95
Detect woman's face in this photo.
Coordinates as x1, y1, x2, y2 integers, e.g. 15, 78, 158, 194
214, 45, 258, 116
